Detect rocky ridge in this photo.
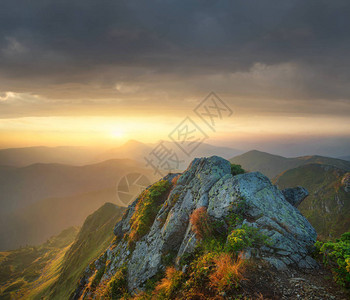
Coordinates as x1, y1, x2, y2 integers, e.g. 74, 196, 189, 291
72, 156, 318, 298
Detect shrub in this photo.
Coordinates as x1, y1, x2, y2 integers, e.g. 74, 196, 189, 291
209, 253, 246, 292
230, 164, 245, 176
171, 174, 181, 185
227, 225, 268, 253
183, 251, 246, 297
102, 266, 128, 299
188, 252, 216, 288
190, 207, 213, 240
154, 266, 183, 298
129, 180, 171, 244
315, 231, 350, 288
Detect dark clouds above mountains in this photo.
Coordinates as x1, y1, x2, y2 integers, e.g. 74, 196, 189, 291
1, 0, 350, 115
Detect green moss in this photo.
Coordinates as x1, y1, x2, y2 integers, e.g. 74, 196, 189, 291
103, 266, 129, 299
129, 180, 171, 244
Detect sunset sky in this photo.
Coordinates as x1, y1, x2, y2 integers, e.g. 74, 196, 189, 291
1, 1, 349, 156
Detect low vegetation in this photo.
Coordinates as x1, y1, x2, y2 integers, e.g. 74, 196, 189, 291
126, 205, 267, 299
315, 231, 350, 288
189, 207, 213, 240
230, 163, 245, 176
101, 266, 128, 299
0, 203, 125, 300
128, 180, 172, 244
0, 227, 78, 300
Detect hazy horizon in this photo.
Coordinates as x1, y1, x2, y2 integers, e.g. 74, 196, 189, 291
0, 136, 349, 159
1, 1, 349, 157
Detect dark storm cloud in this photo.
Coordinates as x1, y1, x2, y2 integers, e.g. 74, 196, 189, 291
0, 0, 350, 102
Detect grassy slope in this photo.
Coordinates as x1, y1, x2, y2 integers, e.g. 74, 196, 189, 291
0, 203, 125, 299
0, 227, 79, 299
230, 150, 350, 178
274, 164, 350, 238
45, 202, 125, 300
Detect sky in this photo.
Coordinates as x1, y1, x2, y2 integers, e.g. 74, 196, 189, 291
0, 0, 349, 156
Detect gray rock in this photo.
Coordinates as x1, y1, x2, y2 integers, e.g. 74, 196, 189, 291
282, 187, 309, 207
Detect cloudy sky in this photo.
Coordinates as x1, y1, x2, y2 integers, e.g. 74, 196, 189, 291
0, 0, 349, 156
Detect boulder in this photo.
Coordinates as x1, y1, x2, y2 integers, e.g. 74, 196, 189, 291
282, 186, 309, 207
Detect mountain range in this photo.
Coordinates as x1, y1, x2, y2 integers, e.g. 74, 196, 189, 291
0, 153, 349, 298
230, 150, 350, 179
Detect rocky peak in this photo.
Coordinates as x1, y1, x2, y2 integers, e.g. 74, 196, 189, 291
72, 156, 318, 298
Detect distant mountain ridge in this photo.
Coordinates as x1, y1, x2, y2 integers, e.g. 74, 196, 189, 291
0, 146, 100, 167
230, 150, 350, 178
339, 155, 350, 161
0, 158, 157, 214
0, 188, 118, 250
95, 139, 242, 166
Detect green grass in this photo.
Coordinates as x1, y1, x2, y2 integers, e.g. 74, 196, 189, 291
128, 180, 171, 244
0, 203, 125, 300
0, 227, 79, 299
47, 203, 125, 300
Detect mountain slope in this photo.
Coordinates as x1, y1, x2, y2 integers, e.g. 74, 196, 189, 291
0, 227, 79, 300
230, 150, 350, 178
43, 203, 125, 300
0, 203, 125, 300
274, 164, 350, 238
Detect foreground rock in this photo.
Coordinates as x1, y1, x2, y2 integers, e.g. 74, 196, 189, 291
72, 156, 318, 298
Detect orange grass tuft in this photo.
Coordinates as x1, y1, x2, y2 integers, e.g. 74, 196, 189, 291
209, 253, 246, 292
189, 207, 212, 239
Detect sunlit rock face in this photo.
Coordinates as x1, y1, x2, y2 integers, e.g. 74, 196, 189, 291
72, 156, 317, 298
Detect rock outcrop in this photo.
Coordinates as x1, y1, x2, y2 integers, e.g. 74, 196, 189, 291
72, 156, 318, 298
282, 186, 309, 207
342, 173, 350, 193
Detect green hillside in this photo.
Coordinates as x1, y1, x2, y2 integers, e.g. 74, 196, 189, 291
0, 227, 79, 300
230, 150, 350, 178
274, 164, 350, 238
0, 203, 125, 299
42, 202, 125, 300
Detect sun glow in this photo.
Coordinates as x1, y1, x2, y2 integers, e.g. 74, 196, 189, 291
111, 129, 125, 139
